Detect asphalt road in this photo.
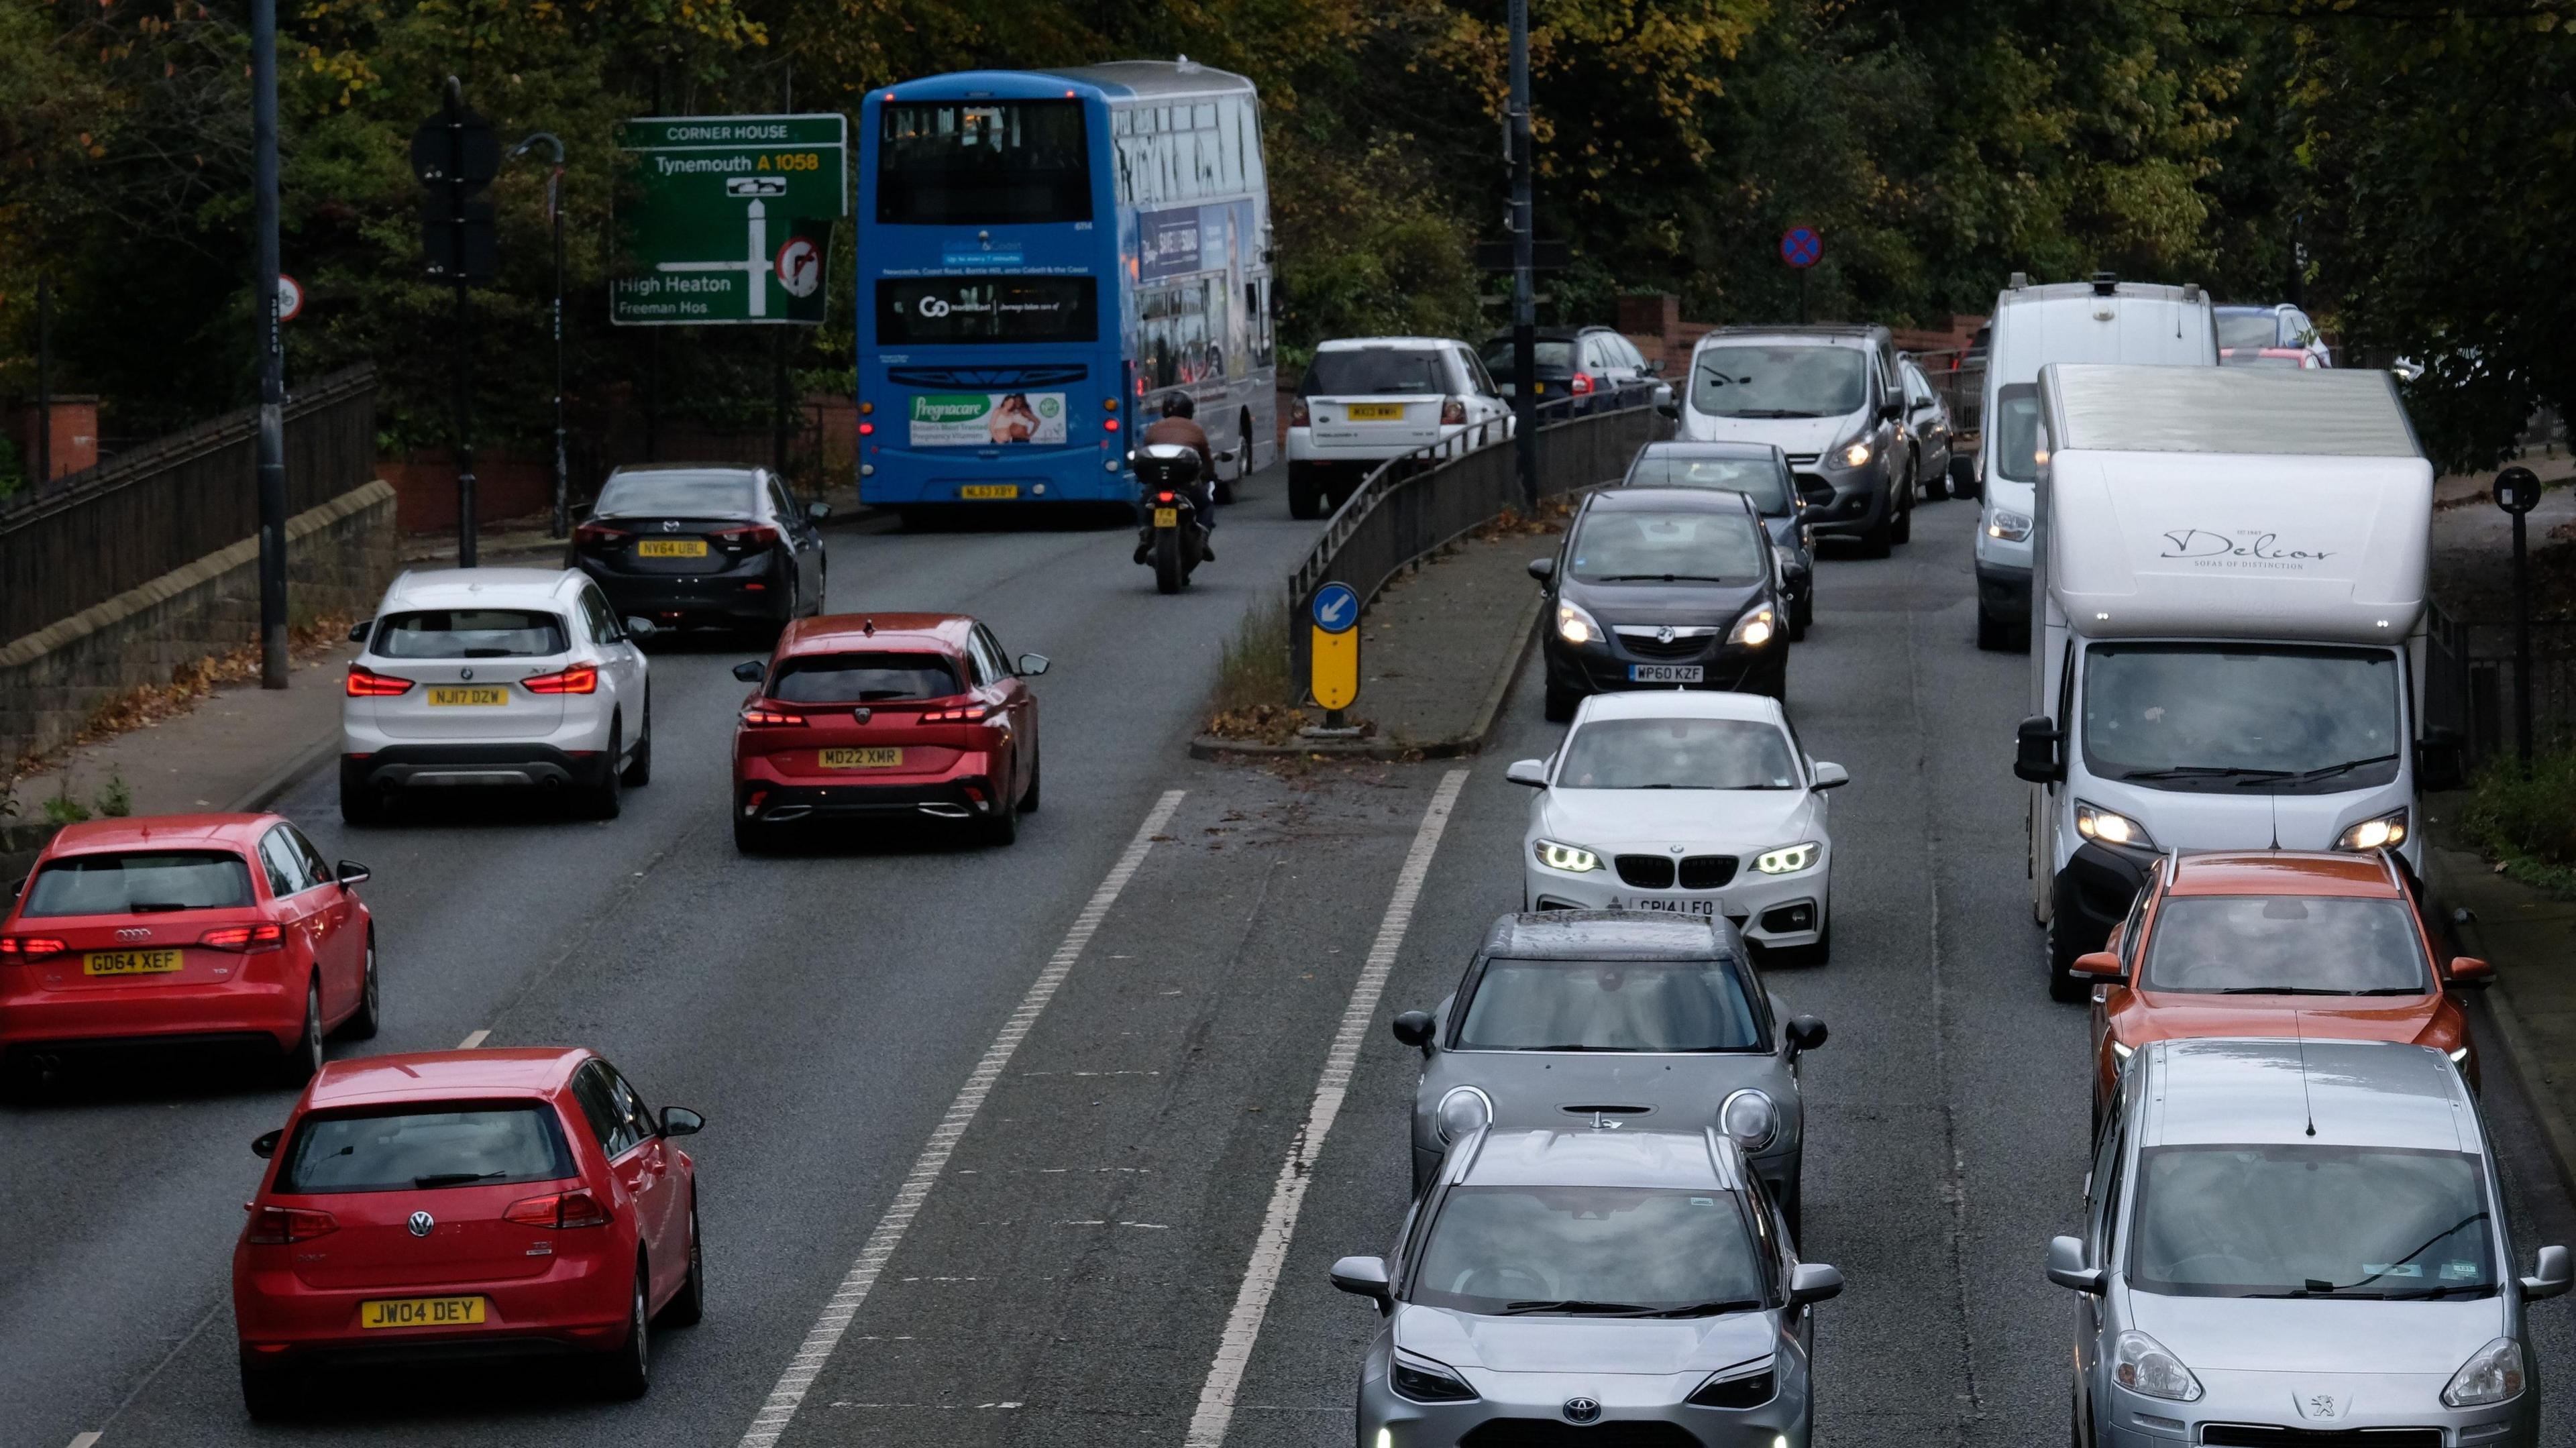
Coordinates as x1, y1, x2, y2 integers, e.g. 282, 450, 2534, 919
8, 471, 2575, 1447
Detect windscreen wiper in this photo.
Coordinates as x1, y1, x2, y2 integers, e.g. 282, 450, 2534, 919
2268, 753, 2401, 787
127, 901, 195, 913
1724, 409, 1829, 419
1592, 573, 1731, 583
2119, 765, 2291, 782
1501, 1298, 1660, 1316
2216, 986, 2346, 995
413, 1171, 507, 1188
1514, 1043, 1631, 1052
1641, 1298, 1765, 1317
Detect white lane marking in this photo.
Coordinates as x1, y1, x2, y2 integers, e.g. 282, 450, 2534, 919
736, 789, 1187, 1448
1183, 768, 1468, 1448
456, 1028, 490, 1050
68, 1434, 103, 1448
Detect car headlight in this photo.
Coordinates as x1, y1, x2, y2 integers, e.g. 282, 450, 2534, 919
1755, 842, 1819, 875
1728, 606, 1777, 648
2112, 1329, 2203, 1402
1434, 1085, 1492, 1143
1841, 440, 1872, 468
2073, 800, 2155, 850
1392, 1349, 1479, 1403
1556, 600, 1603, 646
1534, 838, 1601, 873
2443, 1337, 2526, 1407
1985, 507, 2033, 542
1720, 1088, 1778, 1150
2336, 807, 2409, 852
1684, 1359, 1776, 1408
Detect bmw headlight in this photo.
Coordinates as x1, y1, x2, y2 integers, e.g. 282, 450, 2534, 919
1985, 508, 2033, 542
1720, 1088, 1778, 1150
2336, 807, 2409, 852
1841, 440, 1872, 469
2444, 1337, 2526, 1407
1727, 606, 1777, 648
1434, 1085, 1492, 1142
1534, 838, 1601, 873
2112, 1329, 2203, 1402
1556, 600, 1603, 646
1755, 842, 1819, 875
1392, 1349, 1479, 1403
2073, 800, 2155, 850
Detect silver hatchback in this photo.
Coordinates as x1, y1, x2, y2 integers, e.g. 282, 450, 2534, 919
2051, 1038, 2570, 1446
1334, 1125, 1841, 1448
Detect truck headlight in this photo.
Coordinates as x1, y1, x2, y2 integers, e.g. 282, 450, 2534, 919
1755, 842, 1819, 875
2336, 807, 2409, 852
1556, 600, 1603, 646
2074, 800, 2155, 850
1841, 440, 1872, 468
1728, 606, 1777, 648
1534, 838, 1601, 873
1986, 508, 2033, 542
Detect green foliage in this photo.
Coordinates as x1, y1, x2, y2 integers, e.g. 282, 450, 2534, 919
40, 776, 89, 826
2461, 750, 2576, 897
95, 769, 132, 819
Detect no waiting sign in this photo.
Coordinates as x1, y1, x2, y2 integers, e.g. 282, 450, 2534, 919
1779, 226, 1821, 269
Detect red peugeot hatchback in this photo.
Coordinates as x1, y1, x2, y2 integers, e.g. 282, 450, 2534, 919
729, 612, 1049, 852
1, 814, 377, 1090
232, 1048, 705, 1416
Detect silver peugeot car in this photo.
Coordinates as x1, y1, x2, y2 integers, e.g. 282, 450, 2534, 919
1390, 913, 1827, 1226
2051, 1037, 2571, 1446
1334, 1125, 1841, 1448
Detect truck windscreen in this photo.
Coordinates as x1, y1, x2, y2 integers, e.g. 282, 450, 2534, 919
2082, 643, 2402, 792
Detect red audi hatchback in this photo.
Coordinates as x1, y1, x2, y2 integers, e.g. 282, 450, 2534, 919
232, 1048, 705, 1416
729, 612, 1049, 852
1, 814, 376, 1090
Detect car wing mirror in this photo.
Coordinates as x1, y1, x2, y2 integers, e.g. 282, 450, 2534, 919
2047, 1233, 2106, 1294
2014, 716, 2065, 784
1017, 653, 1052, 677
1878, 400, 1903, 422
2522, 1245, 2572, 1300
1655, 398, 1679, 419
732, 661, 767, 683
1810, 761, 1849, 791
252, 1128, 282, 1159
1526, 557, 1556, 583
1786, 1262, 1843, 1307
623, 616, 658, 641
1391, 1010, 1436, 1052
661, 1106, 706, 1139
335, 860, 372, 889
2072, 951, 2124, 979
1785, 1014, 1828, 1059
1330, 1254, 1392, 1303
806, 500, 833, 522
347, 619, 372, 643
2447, 956, 2494, 987
1505, 759, 1548, 787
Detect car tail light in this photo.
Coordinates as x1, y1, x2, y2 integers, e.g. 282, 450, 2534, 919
1569, 372, 1595, 396
922, 704, 991, 724
741, 705, 808, 727
0, 936, 69, 960
503, 1188, 610, 1229
346, 665, 415, 697
521, 663, 600, 695
200, 922, 286, 952
715, 524, 782, 548
573, 522, 631, 547
1441, 396, 1467, 425
1291, 397, 1310, 427
247, 1205, 339, 1243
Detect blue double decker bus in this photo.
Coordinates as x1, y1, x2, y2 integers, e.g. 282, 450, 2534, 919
855, 60, 1278, 516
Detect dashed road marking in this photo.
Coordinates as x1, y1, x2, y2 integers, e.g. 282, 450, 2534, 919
1182, 768, 1469, 1448
68, 1433, 102, 1448
456, 1028, 490, 1050
735, 789, 1188, 1448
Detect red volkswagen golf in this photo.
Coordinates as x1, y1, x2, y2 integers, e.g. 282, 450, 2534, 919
1, 814, 377, 1090
232, 1048, 705, 1416
729, 612, 1049, 852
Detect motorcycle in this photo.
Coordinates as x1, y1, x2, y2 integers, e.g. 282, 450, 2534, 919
1133, 442, 1208, 594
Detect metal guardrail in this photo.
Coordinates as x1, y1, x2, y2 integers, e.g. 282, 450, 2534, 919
2424, 598, 2576, 769
1284, 401, 1670, 691
1, 366, 379, 645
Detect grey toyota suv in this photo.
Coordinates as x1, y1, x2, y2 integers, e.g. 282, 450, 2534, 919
1668, 325, 1911, 557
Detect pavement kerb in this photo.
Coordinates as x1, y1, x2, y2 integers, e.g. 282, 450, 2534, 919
1187, 588, 1544, 763
2427, 843, 2576, 1206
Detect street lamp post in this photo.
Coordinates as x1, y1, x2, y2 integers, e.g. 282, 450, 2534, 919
252, 0, 288, 687
512, 132, 568, 538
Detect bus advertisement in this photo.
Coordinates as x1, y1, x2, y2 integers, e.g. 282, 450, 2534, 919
856, 60, 1277, 515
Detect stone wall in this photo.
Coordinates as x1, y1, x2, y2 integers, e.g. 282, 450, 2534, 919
0, 479, 398, 771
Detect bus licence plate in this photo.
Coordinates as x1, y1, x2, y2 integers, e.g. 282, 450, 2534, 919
959, 485, 1018, 500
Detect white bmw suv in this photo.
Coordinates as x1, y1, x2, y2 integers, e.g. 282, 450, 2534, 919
341, 568, 654, 824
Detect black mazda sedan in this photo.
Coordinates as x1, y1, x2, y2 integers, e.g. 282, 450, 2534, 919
1531, 486, 1790, 722
570, 464, 830, 640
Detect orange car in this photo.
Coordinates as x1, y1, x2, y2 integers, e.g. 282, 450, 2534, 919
2074, 850, 2490, 1125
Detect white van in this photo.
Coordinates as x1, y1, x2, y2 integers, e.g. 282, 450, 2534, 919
1973, 276, 2217, 650
2010, 365, 2463, 999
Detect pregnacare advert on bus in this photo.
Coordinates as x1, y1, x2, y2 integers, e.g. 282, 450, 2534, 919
908, 392, 1069, 446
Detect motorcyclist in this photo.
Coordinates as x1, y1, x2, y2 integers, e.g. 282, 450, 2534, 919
1135, 393, 1217, 563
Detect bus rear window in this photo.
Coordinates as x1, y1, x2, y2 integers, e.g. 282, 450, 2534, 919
878, 277, 1097, 345
878, 100, 1091, 225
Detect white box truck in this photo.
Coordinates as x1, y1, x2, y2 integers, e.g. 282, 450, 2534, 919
1973, 274, 2218, 651
2011, 364, 2465, 999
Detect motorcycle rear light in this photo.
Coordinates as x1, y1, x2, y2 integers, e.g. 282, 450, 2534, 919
1291, 397, 1310, 427
1441, 396, 1467, 425
714, 524, 782, 548
0, 936, 69, 960
521, 663, 600, 695
200, 922, 286, 952
247, 1205, 339, 1244
921, 704, 991, 724
346, 665, 415, 697
502, 1189, 609, 1229
1157, 492, 1177, 503
741, 706, 808, 726
573, 522, 631, 547
1570, 372, 1595, 396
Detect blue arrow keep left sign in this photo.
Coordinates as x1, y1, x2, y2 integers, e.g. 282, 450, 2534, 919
1311, 581, 1360, 634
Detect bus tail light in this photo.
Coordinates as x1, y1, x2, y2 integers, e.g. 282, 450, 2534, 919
1105, 417, 1119, 432
859, 421, 875, 435
1441, 396, 1467, 425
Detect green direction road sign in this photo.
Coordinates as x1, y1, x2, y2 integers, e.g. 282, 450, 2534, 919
612, 114, 848, 327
